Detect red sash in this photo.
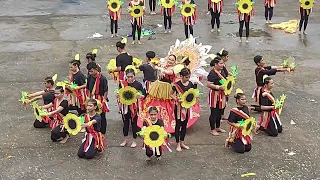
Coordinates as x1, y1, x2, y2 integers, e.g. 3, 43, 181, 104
83, 114, 105, 152
120, 80, 138, 119
230, 107, 251, 144
259, 91, 277, 129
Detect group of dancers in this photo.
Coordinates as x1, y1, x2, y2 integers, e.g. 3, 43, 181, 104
107, 0, 313, 44
22, 34, 295, 160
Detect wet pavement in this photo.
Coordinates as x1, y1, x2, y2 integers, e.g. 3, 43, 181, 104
1, 0, 320, 179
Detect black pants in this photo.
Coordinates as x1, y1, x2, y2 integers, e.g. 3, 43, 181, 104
174, 106, 189, 143
33, 120, 49, 128
149, 0, 156, 11
78, 138, 97, 159
110, 17, 118, 34
264, 117, 283, 137
230, 138, 251, 153
132, 21, 142, 41
100, 112, 107, 134
210, 9, 220, 29
239, 19, 250, 38
184, 24, 194, 39
51, 126, 69, 142
164, 14, 172, 30
209, 108, 224, 130
146, 147, 162, 157
265, 6, 274, 20
299, 9, 309, 31
122, 111, 138, 139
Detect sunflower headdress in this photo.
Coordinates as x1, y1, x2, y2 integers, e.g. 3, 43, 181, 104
118, 86, 139, 105
300, 0, 314, 9
128, 5, 144, 18
180, 3, 196, 17
274, 94, 287, 115
32, 103, 47, 121
108, 0, 123, 12
63, 113, 82, 135
150, 58, 160, 65
91, 49, 98, 55
160, 0, 178, 8
238, 117, 256, 136
236, 0, 254, 14
180, 88, 199, 109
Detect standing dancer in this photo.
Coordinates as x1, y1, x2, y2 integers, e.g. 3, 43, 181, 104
264, 0, 276, 24
107, 0, 122, 37
160, 0, 176, 33
298, 0, 313, 34
181, 0, 197, 39
139, 51, 157, 92
86, 62, 109, 135
208, 0, 224, 33
236, 0, 254, 43
207, 56, 227, 136
128, 0, 145, 44
149, 0, 156, 14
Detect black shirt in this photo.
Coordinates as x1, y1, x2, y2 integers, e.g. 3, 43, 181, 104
86, 74, 108, 96
143, 119, 164, 127
139, 64, 157, 82
207, 69, 227, 86
228, 106, 250, 123
255, 66, 277, 86
72, 71, 86, 86
87, 114, 101, 132
116, 53, 133, 71
260, 91, 274, 112
58, 99, 69, 116
119, 80, 147, 97
172, 80, 197, 94
43, 90, 55, 105
222, 66, 229, 78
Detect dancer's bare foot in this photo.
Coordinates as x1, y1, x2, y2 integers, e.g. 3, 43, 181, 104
146, 157, 151, 161
176, 143, 182, 152
130, 141, 137, 148
181, 143, 189, 150
216, 128, 226, 133
120, 140, 127, 147
59, 135, 69, 144
210, 130, 219, 136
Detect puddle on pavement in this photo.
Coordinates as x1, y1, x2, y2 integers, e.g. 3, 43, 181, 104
0, 42, 51, 53
228, 29, 272, 37
62, 0, 80, 4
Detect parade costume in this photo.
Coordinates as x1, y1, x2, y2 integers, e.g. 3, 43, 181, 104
259, 90, 283, 136
160, 0, 177, 31
116, 52, 133, 84
142, 119, 166, 158
181, 0, 197, 39
253, 66, 277, 104
118, 80, 146, 139
207, 69, 227, 130
78, 113, 105, 159
68, 70, 87, 115
299, 0, 313, 32
33, 88, 55, 128
264, 0, 276, 21
226, 106, 254, 153
128, 1, 145, 41
236, 0, 254, 40
138, 35, 210, 133
50, 98, 70, 142
208, 0, 224, 30
86, 73, 109, 134
149, 0, 156, 13
139, 62, 157, 92
107, 0, 123, 35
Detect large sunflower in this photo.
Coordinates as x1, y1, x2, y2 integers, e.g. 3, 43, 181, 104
129, 6, 144, 18
237, 0, 253, 14
144, 125, 168, 148
181, 88, 199, 109
119, 86, 138, 105
300, 0, 314, 9
211, 0, 222, 3
181, 4, 195, 17
108, 0, 121, 12
161, 0, 175, 8
63, 113, 82, 135
241, 117, 255, 136
32, 103, 42, 121
278, 94, 287, 115
224, 76, 235, 96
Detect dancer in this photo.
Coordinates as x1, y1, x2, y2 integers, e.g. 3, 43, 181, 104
181, 0, 197, 39
207, 56, 227, 136
264, 0, 276, 24
252, 55, 292, 111
258, 76, 282, 136
172, 68, 196, 151
226, 89, 253, 153
107, 0, 122, 37
237, 0, 254, 43
298, 0, 312, 34
78, 99, 105, 159
217, 49, 232, 77
160, 0, 176, 33
208, 0, 224, 32
86, 62, 109, 135
86, 50, 101, 72
129, 0, 145, 44
149, 0, 156, 14
138, 51, 157, 92
68, 59, 87, 115
41, 86, 70, 143
118, 68, 146, 148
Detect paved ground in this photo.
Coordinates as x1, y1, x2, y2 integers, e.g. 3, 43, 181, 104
1, 0, 320, 179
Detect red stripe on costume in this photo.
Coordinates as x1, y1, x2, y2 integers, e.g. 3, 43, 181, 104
230, 108, 250, 120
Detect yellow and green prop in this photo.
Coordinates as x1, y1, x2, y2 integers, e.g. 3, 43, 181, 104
282, 57, 296, 72
63, 113, 82, 135
117, 86, 139, 105
32, 103, 47, 121
160, 0, 177, 8
84, 98, 103, 115
128, 5, 144, 18
300, 0, 314, 9
269, 20, 299, 34
211, 0, 222, 3
133, 57, 142, 67
236, 0, 254, 14
274, 94, 287, 115
19, 91, 29, 106
180, 3, 196, 17
56, 81, 78, 94
219, 66, 238, 95
108, 0, 123, 12
238, 117, 256, 136
180, 88, 199, 109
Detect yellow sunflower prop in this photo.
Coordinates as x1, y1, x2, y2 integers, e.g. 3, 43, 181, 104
220, 76, 235, 96
237, 0, 253, 14
108, 0, 121, 12
278, 94, 287, 115
241, 117, 256, 136
63, 113, 82, 135
118, 86, 138, 105
144, 125, 168, 147
211, 0, 222, 3
129, 6, 144, 18
32, 103, 42, 121
181, 4, 195, 17
107, 59, 119, 78
180, 88, 199, 109
161, 0, 175, 8
133, 58, 142, 67
300, 0, 314, 9
173, 64, 185, 74
74, 54, 80, 61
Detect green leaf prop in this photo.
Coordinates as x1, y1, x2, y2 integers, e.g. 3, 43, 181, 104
274, 99, 281, 109
219, 79, 226, 85
39, 109, 47, 116
238, 120, 245, 126
120, 0, 124, 5
235, 2, 239, 6
231, 65, 238, 77
290, 62, 296, 69
282, 59, 289, 67
114, 88, 120, 94
79, 116, 85, 124
137, 127, 146, 136
19, 91, 28, 104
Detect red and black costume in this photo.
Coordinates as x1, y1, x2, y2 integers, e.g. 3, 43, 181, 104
299, 2, 312, 32
253, 66, 277, 104
264, 0, 276, 21
143, 119, 166, 158
50, 98, 69, 142
139, 63, 157, 92
129, 1, 144, 41
34, 88, 55, 128
116, 52, 133, 84
182, 0, 197, 39
160, 2, 175, 30
208, 0, 224, 30
237, 0, 254, 39
108, 2, 121, 35
68, 70, 87, 115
